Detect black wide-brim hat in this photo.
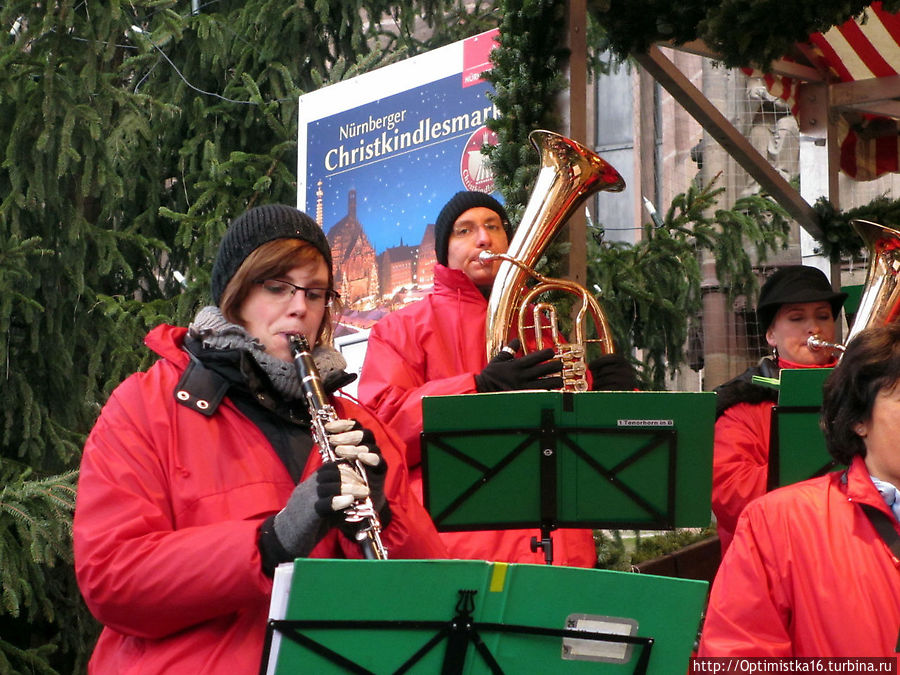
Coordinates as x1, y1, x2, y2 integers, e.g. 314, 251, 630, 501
756, 265, 848, 332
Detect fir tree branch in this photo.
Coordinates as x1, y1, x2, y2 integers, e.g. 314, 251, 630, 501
589, 177, 790, 389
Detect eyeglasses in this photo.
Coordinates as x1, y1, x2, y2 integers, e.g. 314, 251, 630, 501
254, 279, 339, 307
451, 221, 505, 239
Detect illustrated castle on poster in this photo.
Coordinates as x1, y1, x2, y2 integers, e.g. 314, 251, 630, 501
315, 184, 436, 322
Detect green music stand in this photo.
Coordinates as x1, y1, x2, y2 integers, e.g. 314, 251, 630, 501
261, 558, 709, 674
420, 391, 715, 564
767, 368, 842, 491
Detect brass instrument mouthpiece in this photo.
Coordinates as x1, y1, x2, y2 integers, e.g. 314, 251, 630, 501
807, 335, 846, 353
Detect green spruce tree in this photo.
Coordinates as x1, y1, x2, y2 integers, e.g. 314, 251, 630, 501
0, 2, 494, 671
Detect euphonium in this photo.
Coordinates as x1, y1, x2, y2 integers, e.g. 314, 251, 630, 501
807, 219, 900, 355
482, 130, 625, 392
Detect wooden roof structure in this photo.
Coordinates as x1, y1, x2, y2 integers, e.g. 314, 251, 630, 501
633, 1, 900, 240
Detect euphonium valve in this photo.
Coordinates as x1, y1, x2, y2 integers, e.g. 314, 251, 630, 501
484, 130, 625, 392
481, 250, 612, 391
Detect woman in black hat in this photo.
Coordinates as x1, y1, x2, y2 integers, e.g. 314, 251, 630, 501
72, 204, 446, 674
711, 265, 847, 555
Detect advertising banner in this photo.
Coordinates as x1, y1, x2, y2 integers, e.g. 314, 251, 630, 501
297, 29, 501, 342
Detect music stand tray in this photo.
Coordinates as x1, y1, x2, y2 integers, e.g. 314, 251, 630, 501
768, 368, 841, 491
261, 558, 708, 674
420, 391, 715, 534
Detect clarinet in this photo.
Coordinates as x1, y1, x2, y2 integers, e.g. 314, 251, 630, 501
288, 334, 388, 560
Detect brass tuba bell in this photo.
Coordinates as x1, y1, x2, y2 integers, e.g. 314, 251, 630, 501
482, 130, 625, 392
807, 218, 900, 355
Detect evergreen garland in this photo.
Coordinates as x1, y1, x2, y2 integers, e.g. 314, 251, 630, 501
589, 0, 900, 69
813, 196, 900, 262
484, 1, 796, 389
630, 526, 717, 565
483, 0, 569, 223
594, 527, 717, 570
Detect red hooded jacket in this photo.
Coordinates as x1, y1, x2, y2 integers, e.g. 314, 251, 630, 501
358, 264, 597, 567
700, 455, 900, 657
73, 324, 447, 674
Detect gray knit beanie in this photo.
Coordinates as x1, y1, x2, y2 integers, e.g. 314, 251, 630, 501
434, 191, 512, 266
210, 204, 332, 305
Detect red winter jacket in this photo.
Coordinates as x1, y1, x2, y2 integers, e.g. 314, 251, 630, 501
700, 455, 900, 657
358, 264, 597, 567
712, 358, 836, 554
712, 398, 774, 554
73, 324, 447, 674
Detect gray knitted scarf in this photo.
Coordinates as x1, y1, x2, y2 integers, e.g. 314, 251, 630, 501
188, 306, 347, 400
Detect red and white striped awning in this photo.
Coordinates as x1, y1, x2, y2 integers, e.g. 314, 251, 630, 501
745, 1, 900, 180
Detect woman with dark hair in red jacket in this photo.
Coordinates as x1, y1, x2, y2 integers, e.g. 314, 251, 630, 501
73, 204, 446, 674
700, 322, 900, 656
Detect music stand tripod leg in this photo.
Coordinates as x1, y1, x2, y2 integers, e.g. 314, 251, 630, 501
530, 409, 559, 565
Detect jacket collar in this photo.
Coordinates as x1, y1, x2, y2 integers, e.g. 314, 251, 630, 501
433, 264, 490, 305
778, 356, 839, 369
845, 455, 895, 514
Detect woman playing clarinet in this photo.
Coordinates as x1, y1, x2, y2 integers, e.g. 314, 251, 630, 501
73, 204, 446, 674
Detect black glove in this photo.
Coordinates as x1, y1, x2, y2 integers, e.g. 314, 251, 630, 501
475, 338, 563, 393
588, 353, 638, 391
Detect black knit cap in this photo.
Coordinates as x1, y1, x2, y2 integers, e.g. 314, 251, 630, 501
210, 204, 332, 305
434, 191, 512, 266
756, 265, 847, 332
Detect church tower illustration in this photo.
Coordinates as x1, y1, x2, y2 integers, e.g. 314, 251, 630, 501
326, 190, 379, 308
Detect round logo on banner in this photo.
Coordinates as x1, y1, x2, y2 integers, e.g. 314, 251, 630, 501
460, 126, 498, 192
